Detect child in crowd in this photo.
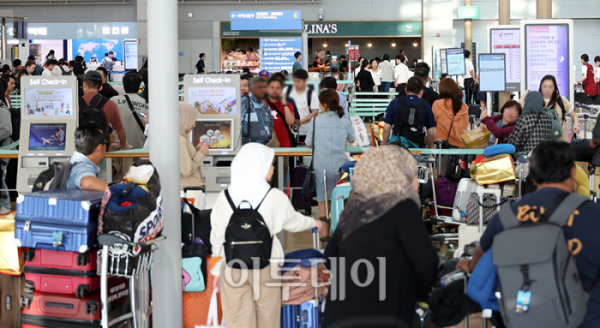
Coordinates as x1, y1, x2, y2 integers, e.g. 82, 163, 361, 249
479, 100, 522, 146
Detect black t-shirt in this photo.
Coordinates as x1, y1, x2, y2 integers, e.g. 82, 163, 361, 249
422, 87, 440, 107
195, 59, 205, 73
480, 187, 600, 327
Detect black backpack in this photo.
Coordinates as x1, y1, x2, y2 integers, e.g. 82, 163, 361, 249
79, 94, 108, 133
393, 97, 428, 147
223, 189, 273, 269
32, 161, 81, 192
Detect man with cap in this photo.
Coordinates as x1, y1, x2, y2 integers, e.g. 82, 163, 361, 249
80, 71, 127, 149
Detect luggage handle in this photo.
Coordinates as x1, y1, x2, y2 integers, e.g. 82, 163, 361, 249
183, 187, 206, 193
45, 301, 74, 309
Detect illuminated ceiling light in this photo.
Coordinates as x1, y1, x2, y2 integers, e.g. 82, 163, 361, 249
413, 40, 419, 47
323, 41, 328, 48
367, 41, 372, 47
391, 41, 396, 47
345, 42, 349, 48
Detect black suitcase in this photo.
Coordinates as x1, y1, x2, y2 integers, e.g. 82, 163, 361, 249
0, 273, 25, 328
292, 164, 313, 214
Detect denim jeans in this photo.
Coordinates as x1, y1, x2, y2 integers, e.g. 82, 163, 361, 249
380, 82, 391, 93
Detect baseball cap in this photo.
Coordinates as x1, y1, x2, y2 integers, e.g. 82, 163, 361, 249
258, 70, 271, 78
83, 71, 103, 83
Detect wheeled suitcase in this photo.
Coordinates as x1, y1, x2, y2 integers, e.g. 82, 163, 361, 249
21, 292, 101, 328
330, 183, 352, 236
292, 164, 313, 213
281, 228, 323, 328
15, 190, 104, 253
0, 273, 25, 328
182, 256, 223, 328
23, 248, 99, 298
452, 178, 484, 222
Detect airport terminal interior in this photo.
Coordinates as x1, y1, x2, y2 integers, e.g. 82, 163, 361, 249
1, 0, 600, 327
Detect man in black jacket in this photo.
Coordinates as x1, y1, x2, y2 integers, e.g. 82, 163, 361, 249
414, 63, 439, 107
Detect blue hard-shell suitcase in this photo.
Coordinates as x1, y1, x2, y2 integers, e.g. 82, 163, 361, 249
15, 190, 104, 253
281, 303, 299, 328
330, 183, 352, 236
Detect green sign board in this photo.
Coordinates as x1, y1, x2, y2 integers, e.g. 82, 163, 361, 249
457, 6, 479, 19
221, 20, 422, 38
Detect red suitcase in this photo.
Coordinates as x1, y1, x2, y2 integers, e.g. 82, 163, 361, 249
21, 292, 101, 328
23, 248, 99, 298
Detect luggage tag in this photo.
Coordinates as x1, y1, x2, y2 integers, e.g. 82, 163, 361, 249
53, 231, 63, 248
516, 290, 531, 313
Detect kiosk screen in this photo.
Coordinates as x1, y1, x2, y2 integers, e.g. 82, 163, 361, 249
29, 123, 67, 151
24, 89, 74, 116
188, 87, 238, 115
192, 119, 233, 151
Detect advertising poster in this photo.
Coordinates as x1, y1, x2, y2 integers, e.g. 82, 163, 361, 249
72, 39, 124, 63
479, 54, 506, 92
29, 123, 67, 151
446, 48, 466, 76
259, 38, 302, 72
350, 116, 370, 147
491, 29, 521, 86
192, 120, 233, 150
24, 89, 74, 116
330, 54, 340, 72
188, 87, 238, 115
525, 25, 569, 99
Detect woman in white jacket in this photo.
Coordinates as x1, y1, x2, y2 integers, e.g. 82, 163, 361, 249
211, 143, 323, 328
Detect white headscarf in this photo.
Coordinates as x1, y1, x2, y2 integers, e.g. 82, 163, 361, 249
227, 143, 275, 208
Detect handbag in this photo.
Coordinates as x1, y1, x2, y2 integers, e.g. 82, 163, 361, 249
301, 119, 317, 198
442, 114, 474, 181
435, 177, 458, 207
465, 193, 499, 225
470, 154, 516, 186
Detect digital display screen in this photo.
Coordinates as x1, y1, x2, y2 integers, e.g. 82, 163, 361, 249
479, 54, 506, 92
439, 49, 448, 75
187, 87, 238, 115
24, 89, 74, 117
525, 24, 570, 100
446, 48, 466, 76
192, 120, 233, 151
124, 40, 138, 71
29, 123, 67, 151
259, 38, 302, 72
491, 28, 521, 87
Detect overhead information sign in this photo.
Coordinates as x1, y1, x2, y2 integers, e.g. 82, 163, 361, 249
230, 11, 302, 31
259, 38, 302, 72
457, 6, 480, 19
479, 54, 506, 92
490, 27, 520, 91
446, 48, 466, 76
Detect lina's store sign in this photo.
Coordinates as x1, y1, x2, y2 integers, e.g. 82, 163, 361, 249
222, 21, 422, 38
303, 23, 338, 34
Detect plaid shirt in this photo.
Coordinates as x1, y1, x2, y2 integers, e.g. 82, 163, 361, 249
506, 112, 552, 153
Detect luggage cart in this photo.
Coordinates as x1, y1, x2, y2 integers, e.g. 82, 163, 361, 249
97, 234, 164, 328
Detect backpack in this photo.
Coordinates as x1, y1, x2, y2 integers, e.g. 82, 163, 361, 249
79, 94, 108, 133
542, 105, 563, 140
493, 193, 600, 328
393, 97, 427, 147
31, 161, 81, 191
58, 66, 71, 76
223, 189, 273, 269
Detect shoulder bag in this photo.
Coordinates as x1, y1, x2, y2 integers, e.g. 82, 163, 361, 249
124, 95, 146, 135
301, 118, 317, 197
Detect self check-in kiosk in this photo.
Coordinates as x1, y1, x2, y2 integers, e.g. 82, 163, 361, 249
17, 76, 78, 194
183, 74, 242, 195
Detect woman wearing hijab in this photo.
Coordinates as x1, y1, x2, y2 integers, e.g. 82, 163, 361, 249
179, 102, 209, 190
506, 91, 553, 153
323, 146, 439, 327
210, 143, 323, 328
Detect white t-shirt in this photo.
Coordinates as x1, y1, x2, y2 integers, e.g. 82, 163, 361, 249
582, 65, 588, 75
595, 65, 600, 82
464, 58, 475, 80
394, 63, 409, 85
369, 69, 383, 86
41, 68, 55, 76
285, 86, 319, 136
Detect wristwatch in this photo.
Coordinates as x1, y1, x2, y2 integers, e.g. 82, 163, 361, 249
283, 104, 289, 107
